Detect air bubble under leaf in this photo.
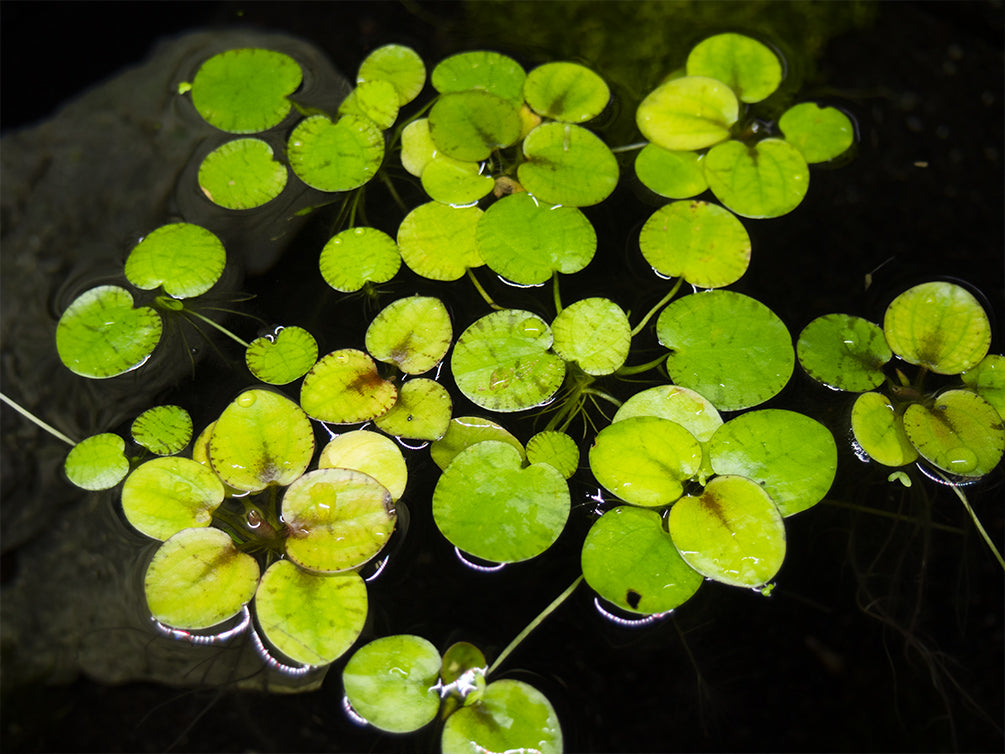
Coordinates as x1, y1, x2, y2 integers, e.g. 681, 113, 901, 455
64, 433, 129, 491
551, 297, 631, 375
851, 392, 918, 467
581, 506, 702, 614
634, 145, 707, 199
451, 310, 566, 413
145, 527, 260, 629
282, 468, 396, 573
475, 192, 597, 286
343, 635, 442, 733
431, 51, 526, 106
657, 291, 794, 411
131, 404, 193, 455
517, 122, 619, 207
374, 378, 452, 441
300, 349, 398, 424
667, 475, 786, 588
441, 679, 562, 754
245, 326, 319, 385
365, 296, 453, 374
432, 440, 570, 564
208, 389, 314, 492
255, 559, 367, 666
319, 430, 408, 501
198, 138, 288, 210
708, 409, 837, 517
779, 103, 855, 163
121, 457, 225, 540
796, 313, 891, 392
430, 416, 526, 471
188, 48, 301, 134
288, 114, 384, 192
686, 33, 783, 104
56, 285, 162, 379
704, 138, 809, 219
125, 223, 226, 299
639, 200, 751, 288
397, 202, 484, 281
523, 61, 610, 123
589, 416, 702, 507
428, 90, 521, 162
357, 44, 426, 106
636, 76, 738, 151
902, 390, 1004, 477
883, 281, 991, 375
320, 226, 401, 293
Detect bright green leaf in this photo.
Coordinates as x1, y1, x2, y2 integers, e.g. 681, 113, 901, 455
365, 296, 452, 374
319, 226, 401, 293
131, 404, 192, 455
397, 202, 484, 281
613, 385, 723, 442
431, 51, 526, 106
551, 297, 631, 375
796, 313, 891, 392
518, 122, 619, 206
121, 457, 225, 540
523, 61, 610, 123
441, 679, 562, 754
358, 44, 426, 105
300, 349, 398, 424
526, 431, 579, 480
400, 118, 435, 177
245, 326, 319, 385
903, 390, 1004, 477
373, 378, 453, 441
779, 102, 855, 163
704, 138, 809, 219
339, 80, 400, 130
124, 223, 226, 299
634, 145, 707, 199
961, 354, 1005, 416
64, 433, 129, 491
319, 430, 408, 501
288, 114, 384, 192
851, 392, 918, 467
420, 154, 495, 205
430, 416, 525, 472
686, 33, 782, 104
636, 76, 738, 151
428, 90, 521, 162
198, 138, 288, 210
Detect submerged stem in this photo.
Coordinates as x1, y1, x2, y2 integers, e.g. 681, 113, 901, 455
552, 272, 563, 316
610, 141, 649, 154
615, 352, 668, 377
0, 392, 77, 446
184, 310, 251, 349
466, 269, 500, 310
631, 277, 683, 337
932, 470, 1005, 571
487, 575, 583, 678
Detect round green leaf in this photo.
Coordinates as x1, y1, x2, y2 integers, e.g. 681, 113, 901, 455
851, 391, 918, 467
121, 457, 225, 540
589, 416, 702, 507
551, 297, 631, 375
708, 409, 837, 517
358, 44, 425, 106
131, 404, 193, 455
883, 282, 991, 375
634, 145, 708, 199
526, 431, 579, 480
300, 349, 398, 424
451, 309, 566, 413
636, 76, 739, 151
397, 202, 484, 281
125, 223, 226, 299
343, 635, 442, 733
428, 90, 521, 162
903, 390, 1004, 477
320, 226, 401, 293
365, 295, 452, 374
441, 679, 562, 754
476, 192, 597, 286
288, 114, 385, 192
401, 118, 435, 177
245, 326, 319, 385
339, 80, 400, 130
517, 122, 619, 207
779, 102, 855, 163
189, 48, 301, 133
420, 154, 495, 205
686, 33, 783, 104
657, 291, 794, 411
145, 527, 260, 629
639, 200, 751, 288
373, 378, 452, 441
440, 641, 486, 687
431, 51, 526, 106
283, 468, 396, 573
582, 506, 702, 614
430, 416, 525, 472
198, 138, 288, 210
208, 389, 314, 492
56, 285, 162, 379
64, 433, 129, 491
432, 440, 570, 563
668, 475, 786, 588
319, 430, 408, 501
796, 313, 892, 392
255, 559, 367, 666
613, 385, 723, 443
961, 354, 1005, 417
704, 138, 809, 219
524, 61, 610, 123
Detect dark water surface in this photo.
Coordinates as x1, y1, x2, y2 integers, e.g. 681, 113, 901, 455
2, 2, 1002, 752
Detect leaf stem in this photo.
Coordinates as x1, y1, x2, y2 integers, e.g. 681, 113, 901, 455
581, 387, 622, 408
610, 141, 649, 154
932, 470, 1005, 571
184, 310, 251, 349
615, 352, 668, 377
466, 269, 500, 310
0, 392, 77, 446
631, 277, 683, 337
487, 574, 583, 678
552, 272, 563, 316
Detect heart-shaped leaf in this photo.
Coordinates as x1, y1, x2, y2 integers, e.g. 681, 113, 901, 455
300, 349, 397, 424
902, 390, 1004, 477
124, 223, 226, 299
686, 33, 783, 104
365, 296, 452, 374
64, 433, 130, 491
636, 76, 738, 151
320, 226, 401, 294
245, 326, 319, 385
441, 680, 562, 754
704, 138, 809, 219
288, 114, 384, 192
551, 297, 630, 375
517, 122, 619, 206
397, 202, 484, 281
198, 138, 288, 210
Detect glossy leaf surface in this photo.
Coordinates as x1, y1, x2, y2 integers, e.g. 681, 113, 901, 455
431, 51, 526, 106
903, 390, 1004, 477
125, 223, 226, 299
634, 145, 707, 199
779, 103, 855, 163
636, 76, 738, 151
851, 392, 918, 467
320, 226, 401, 293
64, 433, 129, 491
398, 202, 484, 281
319, 430, 408, 501
613, 385, 723, 442
796, 313, 891, 392
428, 90, 521, 162
131, 404, 193, 455
373, 378, 453, 441
365, 296, 452, 374
526, 431, 579, 480
517, 122, 619, 206
198, 138, 287, 210
300, 349, 397, 424
430, 416, 526, 471
551, 297, 631, 375
441, 679, 562, 754
245, 326, 319, 385
686, 33, 782, 103
704, 138, 809, 218
961, 354, 1005, 416
288, 114, 384, 192
357, 44, 426, 105
523, 61, 610, 123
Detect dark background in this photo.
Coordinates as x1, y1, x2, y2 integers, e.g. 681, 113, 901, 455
2, 2, 1002, 752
